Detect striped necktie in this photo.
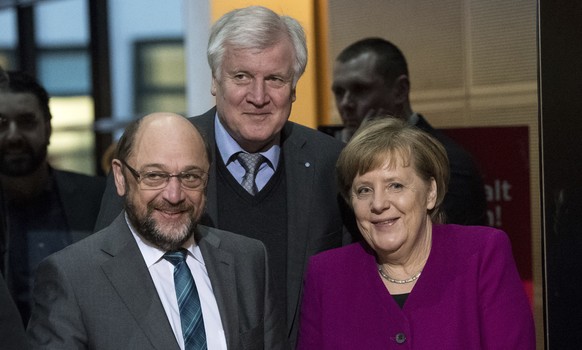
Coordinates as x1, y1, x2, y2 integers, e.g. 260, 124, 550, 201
164, 249, 207, 349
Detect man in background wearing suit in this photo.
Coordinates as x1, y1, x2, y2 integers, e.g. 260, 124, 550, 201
332, 37, 487, 225
28, 112, 287, 349
95, 6, 354, 347
0, 69, 105, 323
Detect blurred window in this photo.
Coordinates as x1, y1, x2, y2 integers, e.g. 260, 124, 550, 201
134, 38, 186, 116
37, 46, 94, 175
38, 47, 90, 95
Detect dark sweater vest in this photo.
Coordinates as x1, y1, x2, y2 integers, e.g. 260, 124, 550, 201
216, 153, 288, 312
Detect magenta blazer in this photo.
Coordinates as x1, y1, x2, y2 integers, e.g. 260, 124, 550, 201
297, 224, 535, 349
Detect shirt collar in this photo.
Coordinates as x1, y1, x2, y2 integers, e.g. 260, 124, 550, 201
125, 212, 204, 268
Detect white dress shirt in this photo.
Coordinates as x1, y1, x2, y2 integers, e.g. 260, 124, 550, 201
127, 215, 227, 350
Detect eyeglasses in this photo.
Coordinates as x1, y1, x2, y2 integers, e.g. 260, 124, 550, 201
120, 159, 208, 190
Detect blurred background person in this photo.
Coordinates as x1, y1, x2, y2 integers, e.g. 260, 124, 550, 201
0, 68, 28, 349
332, 37, 487, 225
297, 118, 534, 349
0, 69, 105, 323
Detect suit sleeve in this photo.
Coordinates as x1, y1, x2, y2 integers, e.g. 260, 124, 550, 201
27, 257, 88, 349
443, 149, 488, 226
296, 257, 323, 350
478, 230, 535, 349
94, 171, 124, 232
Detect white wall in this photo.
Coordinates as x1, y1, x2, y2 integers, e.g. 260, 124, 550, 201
184, 0, 213, 116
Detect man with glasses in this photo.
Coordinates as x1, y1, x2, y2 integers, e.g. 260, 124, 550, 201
28, 112, 287, 349
0, 69, 105, 324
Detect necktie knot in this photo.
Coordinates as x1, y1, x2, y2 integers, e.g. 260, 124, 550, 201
163, 249, 188, 266
237, 152, 264, 173
237, 152, 265, 195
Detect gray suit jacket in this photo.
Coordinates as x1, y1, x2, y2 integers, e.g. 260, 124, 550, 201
94, 108, 353, 346
28, 212, 287, 350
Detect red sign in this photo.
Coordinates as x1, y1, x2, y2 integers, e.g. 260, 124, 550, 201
442, 126, 532, 282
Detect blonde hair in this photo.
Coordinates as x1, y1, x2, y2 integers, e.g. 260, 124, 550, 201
336, 117, 449, 223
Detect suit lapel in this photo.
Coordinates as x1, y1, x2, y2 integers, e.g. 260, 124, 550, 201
196, 226, 238, 348
100, 214, 180, 350
281, 123, 313, 333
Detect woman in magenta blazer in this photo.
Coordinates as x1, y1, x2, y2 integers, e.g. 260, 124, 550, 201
297, 118, 535, 349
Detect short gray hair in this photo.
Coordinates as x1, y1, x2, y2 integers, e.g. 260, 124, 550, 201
207, 5, 307, 87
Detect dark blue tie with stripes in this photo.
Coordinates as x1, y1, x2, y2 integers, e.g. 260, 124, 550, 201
164, 249, 207, 350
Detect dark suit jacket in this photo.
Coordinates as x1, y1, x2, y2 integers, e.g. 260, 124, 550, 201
1, 168, 106, 268
1, 168, 105, 322
53, 169, 106, 242
0, 275, 28, 350
415, 115, 487, 225
94, 108, 351, 346
28, 212, 287, 350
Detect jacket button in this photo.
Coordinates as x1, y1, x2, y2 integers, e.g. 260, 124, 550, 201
395, 332, 406, 344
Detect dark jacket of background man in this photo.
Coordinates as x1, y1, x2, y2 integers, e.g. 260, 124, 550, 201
0, 69, 106, 323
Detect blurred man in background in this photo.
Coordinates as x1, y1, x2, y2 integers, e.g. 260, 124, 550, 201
332, 37, 487, 225
0, 69, 105, 323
